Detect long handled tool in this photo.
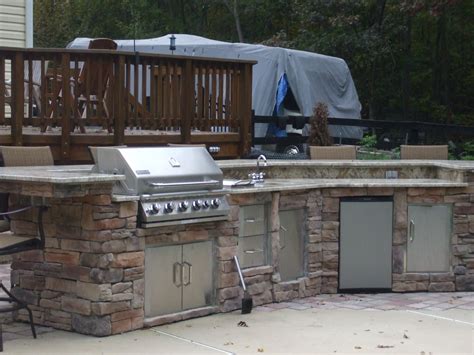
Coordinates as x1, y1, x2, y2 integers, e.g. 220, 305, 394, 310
233, 255, 253, 314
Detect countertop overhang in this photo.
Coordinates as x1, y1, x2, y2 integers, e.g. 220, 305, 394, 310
0, 165, 124, 184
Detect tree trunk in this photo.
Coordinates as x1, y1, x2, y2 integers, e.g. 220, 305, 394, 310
368, 0, 387, 120
401, 17, 412, 121
223, 0, 244, 42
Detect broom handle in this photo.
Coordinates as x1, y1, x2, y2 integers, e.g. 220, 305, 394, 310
233, 255, 247, 292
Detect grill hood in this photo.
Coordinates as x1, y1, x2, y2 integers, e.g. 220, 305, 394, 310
92, 147, 224, 195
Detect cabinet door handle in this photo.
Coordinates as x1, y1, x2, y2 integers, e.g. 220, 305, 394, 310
280, 225, 287, 249
409, 219, 415, 242
244, 248, 263, 254
182, 261, 192, 286
173, 262, 182, 287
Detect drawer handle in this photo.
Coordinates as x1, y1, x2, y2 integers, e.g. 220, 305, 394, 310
244, 248, 263, 254
409, 219, 415, 242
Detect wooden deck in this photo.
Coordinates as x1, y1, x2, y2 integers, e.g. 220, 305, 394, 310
0, 47, 255, 162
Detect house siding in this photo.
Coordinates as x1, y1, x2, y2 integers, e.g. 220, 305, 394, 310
0, 0, 27, 48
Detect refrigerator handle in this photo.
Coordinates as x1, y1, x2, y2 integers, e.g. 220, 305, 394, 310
173, 262, 182, 287
409, 219, 415, 242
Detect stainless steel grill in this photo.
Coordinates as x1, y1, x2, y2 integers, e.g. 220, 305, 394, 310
93, 147, 229, 227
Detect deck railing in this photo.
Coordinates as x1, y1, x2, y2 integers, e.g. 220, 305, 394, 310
0, 47, 254, 161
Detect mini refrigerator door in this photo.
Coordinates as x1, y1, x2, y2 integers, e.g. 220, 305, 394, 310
339, 198, 393, 290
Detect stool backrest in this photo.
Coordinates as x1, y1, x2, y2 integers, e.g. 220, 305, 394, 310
1, 146, 54, 167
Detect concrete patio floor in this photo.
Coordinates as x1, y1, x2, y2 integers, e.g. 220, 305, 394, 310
1, 263, 473, 353
0, 292, 472, 354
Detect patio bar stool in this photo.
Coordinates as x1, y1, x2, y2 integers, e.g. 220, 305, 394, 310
0, 205, 48, 351
0, 146, 52, 351
309, 145, 357, 160
400, 145, 448, 160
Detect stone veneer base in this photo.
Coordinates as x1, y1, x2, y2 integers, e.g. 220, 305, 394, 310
5, 162, 474, 335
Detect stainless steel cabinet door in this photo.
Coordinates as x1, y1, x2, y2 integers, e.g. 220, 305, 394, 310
145, 245, 182, 317
182, 241, 213, 311
407, 205, 451, 272
339, 200, 393, 290
279, 209, 305, 281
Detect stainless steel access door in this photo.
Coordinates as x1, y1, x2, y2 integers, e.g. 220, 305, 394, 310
182, 241, 214, 310
145, 245, 182, 317
279, 209, 305, 281
339, 199, 393, 290
407, 205, 451, 272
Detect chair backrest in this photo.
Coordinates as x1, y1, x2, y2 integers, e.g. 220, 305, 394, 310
78, 38, 118, 96
1, 146, 54, 167
309, 145, 357, 160
400, 145, 448, 160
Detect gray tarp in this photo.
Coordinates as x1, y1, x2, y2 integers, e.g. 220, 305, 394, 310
68, 34, 361, 139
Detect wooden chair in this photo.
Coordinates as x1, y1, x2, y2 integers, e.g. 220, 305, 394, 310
4, 77, 42, 118
400, 145, 448, 160
309, 145, 357, 160
76, 39, 118, 131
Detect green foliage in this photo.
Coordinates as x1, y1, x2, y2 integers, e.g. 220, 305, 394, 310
359, 134, 377, 150
461, 141, 474, 160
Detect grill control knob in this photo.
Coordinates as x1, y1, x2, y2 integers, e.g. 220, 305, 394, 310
210, 198, 220, 209
164, 202, 174, 213
202, 200, 210, 209
192, 200, 202, 210
152, 203, 160, 214
178, 201, 189, 212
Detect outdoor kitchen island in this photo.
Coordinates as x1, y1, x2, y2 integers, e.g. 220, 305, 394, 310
1, 157, 474, 336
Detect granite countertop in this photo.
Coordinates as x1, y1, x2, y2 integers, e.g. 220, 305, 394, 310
222, 178, 468, 194
217, 159, 474, 171
0, 165, 124, 184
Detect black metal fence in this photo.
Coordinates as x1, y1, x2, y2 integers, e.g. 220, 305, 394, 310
252, 114, 474, 148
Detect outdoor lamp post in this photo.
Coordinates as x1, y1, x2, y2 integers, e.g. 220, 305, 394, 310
169, 34, 176, 54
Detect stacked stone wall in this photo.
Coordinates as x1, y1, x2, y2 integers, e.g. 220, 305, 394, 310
10, 189, 144, 336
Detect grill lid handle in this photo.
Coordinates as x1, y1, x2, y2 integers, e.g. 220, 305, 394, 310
147, 180, 220, 190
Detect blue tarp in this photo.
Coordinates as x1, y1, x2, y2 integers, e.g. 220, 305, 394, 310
267, 74, 289, 138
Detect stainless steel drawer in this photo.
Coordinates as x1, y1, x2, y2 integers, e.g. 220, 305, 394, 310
238, 234, 266, 268
239, 204, 266, 237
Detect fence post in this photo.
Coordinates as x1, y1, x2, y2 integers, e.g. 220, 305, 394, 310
181, 59, 193, 144
60, 53, 71, 161
12, 51, 24, 146
114, 55, 125, 145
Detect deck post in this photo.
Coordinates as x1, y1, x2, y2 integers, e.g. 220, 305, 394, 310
239, 63, 253, 157
180, 59, 193, 144
114, 55, 125, 145
12, 52, 24, 146
61, 53, 71, 161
